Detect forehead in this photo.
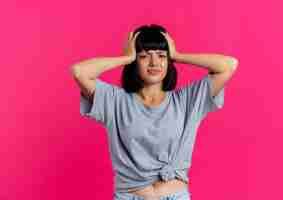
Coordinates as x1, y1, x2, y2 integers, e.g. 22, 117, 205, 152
139, 49, 167, 54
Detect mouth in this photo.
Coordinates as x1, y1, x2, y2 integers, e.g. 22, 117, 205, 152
147, 69, 162, 75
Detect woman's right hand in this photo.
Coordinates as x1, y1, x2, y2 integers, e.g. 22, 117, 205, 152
123, 31, 140, 63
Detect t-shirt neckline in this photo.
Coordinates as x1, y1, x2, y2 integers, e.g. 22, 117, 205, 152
132, 91, 170, 112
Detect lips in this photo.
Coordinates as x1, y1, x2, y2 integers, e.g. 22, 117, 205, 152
147, 69, 162, 74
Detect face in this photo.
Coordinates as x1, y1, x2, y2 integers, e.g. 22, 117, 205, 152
136, 49, 168, 86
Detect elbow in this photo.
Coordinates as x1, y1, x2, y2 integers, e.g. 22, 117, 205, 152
70, 65, 82, 78
225, 56, 239, 71
231, 57, 239, 71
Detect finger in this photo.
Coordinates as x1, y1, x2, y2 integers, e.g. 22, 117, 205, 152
161, 32, 169, 40
134, 31, 140, 38
164, 32, 171, 39
133, 31, 140, 41
128, 32, 133, 40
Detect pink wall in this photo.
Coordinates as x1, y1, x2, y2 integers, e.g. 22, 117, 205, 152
1, 0, 282, 199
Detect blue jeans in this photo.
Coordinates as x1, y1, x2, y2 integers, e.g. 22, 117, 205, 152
114, 187, 191, 200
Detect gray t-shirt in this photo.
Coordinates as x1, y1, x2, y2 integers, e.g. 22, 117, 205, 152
80, 74, 225, 193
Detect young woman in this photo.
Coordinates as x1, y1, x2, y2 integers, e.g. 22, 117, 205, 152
71, 24, 238, 200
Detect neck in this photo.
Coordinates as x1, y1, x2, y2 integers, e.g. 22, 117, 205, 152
137, 89, 166, 102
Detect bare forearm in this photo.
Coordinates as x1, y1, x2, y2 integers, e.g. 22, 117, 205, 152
71, 56, 132, 79
174, 52, 238, 73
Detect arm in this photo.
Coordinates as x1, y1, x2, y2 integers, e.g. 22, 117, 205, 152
70, 56, 133, 101
70, 31, 140, 101
71, 56, 133, 79
71, 30, 141, 101
174, 52, 239, 97
174, 53, 238, 73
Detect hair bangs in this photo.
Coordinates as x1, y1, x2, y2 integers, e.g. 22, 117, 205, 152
121, 24, 177, 93
135, 31, 169, 53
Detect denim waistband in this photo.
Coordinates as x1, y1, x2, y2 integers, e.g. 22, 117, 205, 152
114, 187, 190, 200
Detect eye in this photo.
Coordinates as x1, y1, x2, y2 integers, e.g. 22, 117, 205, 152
139, 55, 147, 58
159, 55, 166, 58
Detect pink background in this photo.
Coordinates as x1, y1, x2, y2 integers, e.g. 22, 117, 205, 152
1, 0, 282, 199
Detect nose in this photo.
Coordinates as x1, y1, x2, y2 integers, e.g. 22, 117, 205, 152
149, 55, 159, 67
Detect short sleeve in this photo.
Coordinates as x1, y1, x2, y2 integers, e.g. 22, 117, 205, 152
180, 74, 225, 119
80, 78, 121, 127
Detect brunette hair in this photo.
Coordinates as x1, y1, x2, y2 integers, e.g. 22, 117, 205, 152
121, 24, 178, 93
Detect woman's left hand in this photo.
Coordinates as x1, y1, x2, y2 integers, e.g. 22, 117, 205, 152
161, 32, 179, 61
